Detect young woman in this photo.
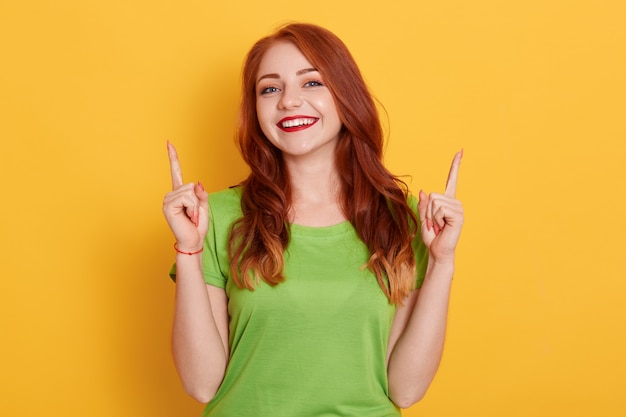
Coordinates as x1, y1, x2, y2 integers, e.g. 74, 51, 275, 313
163, 23, 464, 417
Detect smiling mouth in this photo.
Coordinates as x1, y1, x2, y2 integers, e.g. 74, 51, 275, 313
277, 117, 319, 131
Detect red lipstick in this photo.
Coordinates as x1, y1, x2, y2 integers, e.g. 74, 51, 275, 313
277, 116, 319, 132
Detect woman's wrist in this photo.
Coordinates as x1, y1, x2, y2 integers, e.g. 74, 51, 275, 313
428, 252, 455, 267
426, 257, 455, 280
174, 242, 203, 255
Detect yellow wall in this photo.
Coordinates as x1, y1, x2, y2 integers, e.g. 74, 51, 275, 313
1, 1, 624, 416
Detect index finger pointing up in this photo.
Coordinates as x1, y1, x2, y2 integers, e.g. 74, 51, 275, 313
445, 149, 463, 197
167, 141, 184, 190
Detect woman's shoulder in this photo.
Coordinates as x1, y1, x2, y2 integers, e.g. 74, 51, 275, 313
209, 185, 242, 203
406, 192, 419, 213
208, 185, 243, 219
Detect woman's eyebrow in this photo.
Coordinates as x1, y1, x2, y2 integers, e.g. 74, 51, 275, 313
257, 68, 318, 84
296, 67, 318, 75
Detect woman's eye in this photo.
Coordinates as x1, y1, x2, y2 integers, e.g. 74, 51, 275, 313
260, 86, 279, 95
304, 80, 323, 88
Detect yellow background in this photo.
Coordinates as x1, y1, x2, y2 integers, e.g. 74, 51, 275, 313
1, 0, 624, 416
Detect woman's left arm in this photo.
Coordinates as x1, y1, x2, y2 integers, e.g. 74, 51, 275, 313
387, 151, 464, 408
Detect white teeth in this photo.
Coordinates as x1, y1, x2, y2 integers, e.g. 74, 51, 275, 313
281, 118, 316, 128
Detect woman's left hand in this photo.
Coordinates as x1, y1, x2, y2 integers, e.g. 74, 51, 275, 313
418, 151, 465, 264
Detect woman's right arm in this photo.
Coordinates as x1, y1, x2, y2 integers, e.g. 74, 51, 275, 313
171, 257, 229, 403
163, 142, 229, 403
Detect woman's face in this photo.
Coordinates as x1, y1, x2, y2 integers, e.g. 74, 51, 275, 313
255, 41, 342, 163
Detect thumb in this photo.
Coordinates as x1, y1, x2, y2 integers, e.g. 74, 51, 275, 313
195, 181, 208, 206
417, 190, 428, 220
418, 190, 431, 232
194, 182, 210, 231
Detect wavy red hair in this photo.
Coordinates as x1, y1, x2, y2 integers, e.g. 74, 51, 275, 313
229, 23, 419, 304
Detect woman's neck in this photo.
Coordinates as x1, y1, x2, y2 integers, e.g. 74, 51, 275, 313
284, 157, 346, 227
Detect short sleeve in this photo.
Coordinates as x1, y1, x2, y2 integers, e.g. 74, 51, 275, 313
202, 202, 227, 288
202, 187, 244, 288
408, 194, 429, 289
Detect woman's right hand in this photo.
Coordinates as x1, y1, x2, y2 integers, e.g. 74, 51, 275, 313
162, 142, 209, 252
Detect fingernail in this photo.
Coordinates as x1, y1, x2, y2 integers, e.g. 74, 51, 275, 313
426, 219, 432, 231
434, 225, 440, 236
198, 181, 205, 191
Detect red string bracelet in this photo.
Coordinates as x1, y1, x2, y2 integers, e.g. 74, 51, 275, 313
174, 242, 203, 255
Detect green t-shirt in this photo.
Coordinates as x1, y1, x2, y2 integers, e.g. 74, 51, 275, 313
200, 187, 427, 417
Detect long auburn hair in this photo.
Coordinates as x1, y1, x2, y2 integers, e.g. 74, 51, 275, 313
229, 23, 418, 304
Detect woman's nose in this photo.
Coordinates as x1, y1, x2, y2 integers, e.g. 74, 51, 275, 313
278, 87, 303, 110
